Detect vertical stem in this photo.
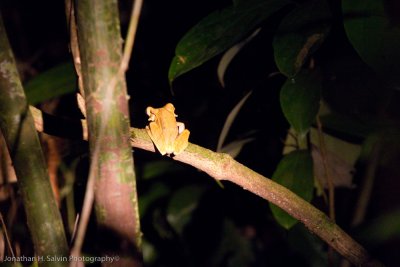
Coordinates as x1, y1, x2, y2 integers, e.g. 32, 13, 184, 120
0, 13, 69, 266
316, 117, 335, 221
316, 117, 335, 267
351, 143, 380, 227
73, 0, 142, 264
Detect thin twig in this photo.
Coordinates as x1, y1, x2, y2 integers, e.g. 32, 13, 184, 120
120, 0, 143, 73
65, 0, 84, 98
316, 116, 336, 267
316, 116, 335, 221
0, 212, 15, 260
351, 143, 380, 227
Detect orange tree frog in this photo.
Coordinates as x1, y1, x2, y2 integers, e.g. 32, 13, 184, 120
145, 103, 190, 156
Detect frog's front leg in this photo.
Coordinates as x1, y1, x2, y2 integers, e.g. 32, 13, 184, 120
146, 122, 167, 155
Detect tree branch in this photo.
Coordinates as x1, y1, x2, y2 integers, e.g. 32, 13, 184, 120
30, 106, 384, 267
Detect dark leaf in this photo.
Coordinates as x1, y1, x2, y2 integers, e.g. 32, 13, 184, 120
270, 150, 314, 229
342, 0, 400, 81
320, 112, 376, 138
24, 62, 77, 105
169, 0, 292, 83
141, 160, 184, 180
167, 185, 206, 235
273, 0, 331, 77
288, 224, 327, 267
209, 219, 254, 267
358, 209, 400, 245
280, 70, 321, 136
139, 182, 170, 218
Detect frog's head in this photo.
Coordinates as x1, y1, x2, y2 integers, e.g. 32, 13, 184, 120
164, 103, 175, 114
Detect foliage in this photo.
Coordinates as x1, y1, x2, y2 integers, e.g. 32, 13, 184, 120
23, 62, 76, 105
270, 150, 314, 229
164, 0, 400, 265
168, 0, 291, 82
273, 0, 331, 77
342, 0, 400, 83
280, 70, 321, 137
0, 13, 69, 266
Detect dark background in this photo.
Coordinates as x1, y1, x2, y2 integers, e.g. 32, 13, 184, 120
1, 0, 399, 266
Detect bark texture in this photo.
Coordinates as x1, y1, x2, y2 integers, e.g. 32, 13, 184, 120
74, 0, 142, 264
0, 13, 69, 267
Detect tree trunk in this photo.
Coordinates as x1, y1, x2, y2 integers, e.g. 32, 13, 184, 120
74, 0, 142, 265
0, 13, 69, 267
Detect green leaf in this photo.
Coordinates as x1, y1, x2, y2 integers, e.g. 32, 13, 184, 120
139, 182, 170, 218
342, 0, 400, 81
320, 111, 397, 139
320, 112, 376, 138
142, 238, 158, 264
358, 209, 400, 245
210, 219, 254, 267
168, 0, 292, 83
359, 128, 400, 166
141, 160, 184, 180
166, 185, 206, 235
270, 150, 314, 229
24, 62, 77, 105
288, 224, 327, 267
280, 70, 321, 136
273, 0, 331, 77
232, 0, 244, 6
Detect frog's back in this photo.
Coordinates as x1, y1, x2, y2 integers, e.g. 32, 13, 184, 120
158, 108, 179, 153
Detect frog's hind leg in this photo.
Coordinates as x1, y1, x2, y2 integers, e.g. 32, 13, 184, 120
173, 129, 190, 155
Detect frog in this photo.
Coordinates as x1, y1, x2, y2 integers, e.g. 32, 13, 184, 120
145, 103, 190, 156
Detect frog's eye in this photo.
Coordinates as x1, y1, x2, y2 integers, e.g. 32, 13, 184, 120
146, 107, 159, 118
165, 103, 175, 113
146, 107, 152, 116
148, 114, 156, 121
